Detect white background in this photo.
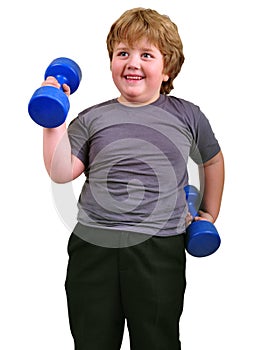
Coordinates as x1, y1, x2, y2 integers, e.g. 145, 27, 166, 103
1, 0, 254, 349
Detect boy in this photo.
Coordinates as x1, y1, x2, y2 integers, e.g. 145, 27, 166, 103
42, 7, 224, 350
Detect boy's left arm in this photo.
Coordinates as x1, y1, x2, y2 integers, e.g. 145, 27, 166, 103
197, 151, 225, 223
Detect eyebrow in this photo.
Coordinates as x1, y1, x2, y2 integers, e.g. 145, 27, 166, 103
115, 47, 129, 52
140, 47, 155, 52
115, 47, 155, 52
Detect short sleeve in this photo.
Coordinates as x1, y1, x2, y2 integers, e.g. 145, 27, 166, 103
189, 108, 221, 164
67, 116, 90, 167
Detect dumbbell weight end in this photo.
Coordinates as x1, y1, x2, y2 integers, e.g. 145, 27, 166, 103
28, 86, 70, 128
186, 220, 221, 257
44, 57, 81, 94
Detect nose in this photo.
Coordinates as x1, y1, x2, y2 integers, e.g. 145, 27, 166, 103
127, 54, 141, 70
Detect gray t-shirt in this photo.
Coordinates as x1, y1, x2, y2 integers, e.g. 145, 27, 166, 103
68, 94, 220, 237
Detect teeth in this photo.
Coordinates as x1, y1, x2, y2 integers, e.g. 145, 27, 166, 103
126, 76, 142, 80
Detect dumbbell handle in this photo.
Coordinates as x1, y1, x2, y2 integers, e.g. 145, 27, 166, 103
52, 75, 68, 90
187, 200, 198, 218
184, 185, 200, 218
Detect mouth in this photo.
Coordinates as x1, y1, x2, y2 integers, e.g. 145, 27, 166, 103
124, 75, 144, 81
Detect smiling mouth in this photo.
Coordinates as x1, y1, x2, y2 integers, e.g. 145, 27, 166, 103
124, 75, 144, 81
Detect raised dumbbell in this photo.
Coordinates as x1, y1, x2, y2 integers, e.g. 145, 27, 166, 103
28, 57, 82, 128
184, 185, 221, 257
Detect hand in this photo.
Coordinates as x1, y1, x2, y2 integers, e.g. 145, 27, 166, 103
41, 76, 71, 96
185, 210, 214, 227
194, 210, 214, 223
185, 212, 193, 227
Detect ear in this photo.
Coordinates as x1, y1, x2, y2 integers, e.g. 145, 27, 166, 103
162, 73, 170, 82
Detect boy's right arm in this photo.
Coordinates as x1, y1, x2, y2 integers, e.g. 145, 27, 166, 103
42, 77, 85, 183
43, 124, 85, 183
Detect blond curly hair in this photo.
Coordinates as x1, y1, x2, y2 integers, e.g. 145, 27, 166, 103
106, 8, 185, 94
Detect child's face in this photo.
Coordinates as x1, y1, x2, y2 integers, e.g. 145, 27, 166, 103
111, 38, 169, 105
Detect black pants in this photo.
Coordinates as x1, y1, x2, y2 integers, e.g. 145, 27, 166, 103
65, 228, 186, 350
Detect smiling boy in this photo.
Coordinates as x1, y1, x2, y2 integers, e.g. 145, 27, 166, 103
42, 7, 224, 350
111, 39, 170, 105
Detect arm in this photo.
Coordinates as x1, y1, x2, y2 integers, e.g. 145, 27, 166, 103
42, 77, 85, 183
197, 150, 225, 223
43, 124, 85, 183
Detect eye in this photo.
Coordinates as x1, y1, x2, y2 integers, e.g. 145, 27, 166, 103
118, 51, 129, 57
142, 53, 153, 59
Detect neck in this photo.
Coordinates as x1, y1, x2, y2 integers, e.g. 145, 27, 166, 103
117, 94, 160, 107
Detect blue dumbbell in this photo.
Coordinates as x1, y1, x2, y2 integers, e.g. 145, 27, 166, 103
28, 57, 82, 128
184, 185, 221, 257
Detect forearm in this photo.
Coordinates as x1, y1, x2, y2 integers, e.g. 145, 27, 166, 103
43, 123, 73, 183
199, 151, 225, 222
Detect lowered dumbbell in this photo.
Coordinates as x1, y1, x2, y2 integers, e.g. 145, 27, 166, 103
184, 185, 221, 257
28, 57, 82, 128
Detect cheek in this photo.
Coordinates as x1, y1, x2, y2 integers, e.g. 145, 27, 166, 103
111, 64, 123, 88
111, 60, 122, 78
148, 67, 165, 85
111, 67, 118, 82
148, 61, 164, 75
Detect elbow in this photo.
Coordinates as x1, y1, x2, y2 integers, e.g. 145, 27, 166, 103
51, 178, 71, 184
49, 174, 73, 184
45, 168, 73, 184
